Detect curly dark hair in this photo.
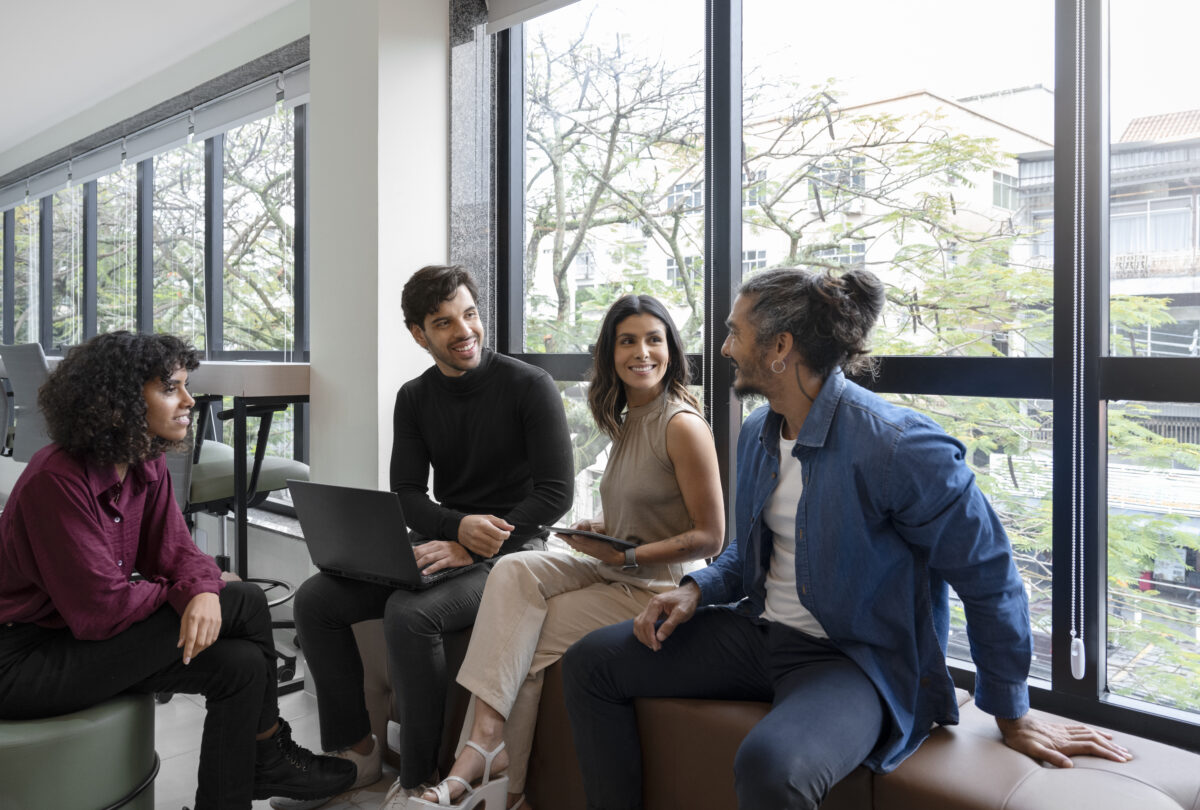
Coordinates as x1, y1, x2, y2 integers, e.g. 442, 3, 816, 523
739, 267, 885, 379
587, 294, 700, 438
401, 265, 482, 330
38, 331, 200, 465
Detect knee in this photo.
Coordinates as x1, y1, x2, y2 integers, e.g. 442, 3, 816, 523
734, 732, 825, 810
562, 625, 622, 701
201, 638, 270, 700
382, 593, 439, 639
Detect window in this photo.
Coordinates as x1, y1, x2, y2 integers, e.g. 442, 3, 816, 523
51, 185, 83, 350
1107, 0, 1200, 720
742, 169, 767, 208
667, 181, 704, 212
96, 164, 138, 334
742, 249, 767, 274
1111, 198, 1193, 257
0, 82, 309, 462
520, 0, 704, 356
500, 0, 1200, 754
814, 242, 865, 267
12, 202, 38, 344
573, 249, 595, 284
993, 171, 1019, 210
666, 255, 700, 289
153, 141, 206, 348
223, 105, 297, 352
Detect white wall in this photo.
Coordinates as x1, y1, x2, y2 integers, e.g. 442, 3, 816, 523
308, 0, 449, 489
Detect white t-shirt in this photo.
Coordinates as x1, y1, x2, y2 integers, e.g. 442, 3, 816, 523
761, 426, 828, 638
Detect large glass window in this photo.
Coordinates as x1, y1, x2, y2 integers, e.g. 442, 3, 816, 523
1106, 0, 1200, 719
1106, 401, 1200, 713
153, 142, 206, 348
223, 105, 297, 352
521, 0, 705, 354
96, 164, 138, 334
51, 186, 83, 349
744, 0, 1055, 359
501, 0, 1200, 747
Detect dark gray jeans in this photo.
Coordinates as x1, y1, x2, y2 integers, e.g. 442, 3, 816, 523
563, 606, 887, 810
292, 563, 495, 788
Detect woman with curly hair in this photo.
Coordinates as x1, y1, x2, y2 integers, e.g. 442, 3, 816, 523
408, 295, 724, 810
0, 331, 354, 810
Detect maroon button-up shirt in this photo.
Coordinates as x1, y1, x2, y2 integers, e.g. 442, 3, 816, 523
0, 444, 223, 640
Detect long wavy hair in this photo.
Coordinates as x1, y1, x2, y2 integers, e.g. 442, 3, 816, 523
39, 331, 200, 466
587, 295, 699, 438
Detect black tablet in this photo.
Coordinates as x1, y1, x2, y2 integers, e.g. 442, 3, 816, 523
546, 526, 637, 550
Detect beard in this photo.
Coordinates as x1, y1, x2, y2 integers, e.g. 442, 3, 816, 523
731, 362, 769, 399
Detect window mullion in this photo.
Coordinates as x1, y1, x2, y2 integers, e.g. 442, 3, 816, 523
205, 134, 225, 357
706, 0, 741, 543
136, 158, 154, 334
38, 196, 53, 349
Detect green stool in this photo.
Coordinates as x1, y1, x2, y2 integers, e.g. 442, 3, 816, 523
0, 693, 158, 810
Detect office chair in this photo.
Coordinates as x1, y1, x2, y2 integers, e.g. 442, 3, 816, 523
0, 343, 53, 463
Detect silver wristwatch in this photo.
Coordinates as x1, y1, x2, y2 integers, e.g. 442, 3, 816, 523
622, 546, 638, 571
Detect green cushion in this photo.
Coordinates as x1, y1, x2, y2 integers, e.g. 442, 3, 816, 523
0, 693, 156, 809
189, 455, 310, 506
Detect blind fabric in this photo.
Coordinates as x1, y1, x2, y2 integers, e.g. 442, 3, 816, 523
486, 0, 581, 34
0, 63, 309, 210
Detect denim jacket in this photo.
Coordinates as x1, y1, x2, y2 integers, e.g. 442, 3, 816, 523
688, 370, 1031, 772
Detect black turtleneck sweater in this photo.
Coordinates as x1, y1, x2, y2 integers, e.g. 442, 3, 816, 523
389, 349, 573, 556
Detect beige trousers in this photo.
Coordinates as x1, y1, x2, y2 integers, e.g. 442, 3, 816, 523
454, 550, 666, 793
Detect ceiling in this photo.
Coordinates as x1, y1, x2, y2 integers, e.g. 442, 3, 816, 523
0, 0, 298, 160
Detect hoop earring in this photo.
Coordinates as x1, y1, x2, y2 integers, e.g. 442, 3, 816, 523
770, 359, 786, 374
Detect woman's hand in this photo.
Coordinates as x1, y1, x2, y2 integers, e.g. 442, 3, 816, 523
178, 592, 222, 664
561, 533, 624, 565
553, 518, 623, 565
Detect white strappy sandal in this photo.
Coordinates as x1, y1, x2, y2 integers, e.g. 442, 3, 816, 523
407, 740, 509, 809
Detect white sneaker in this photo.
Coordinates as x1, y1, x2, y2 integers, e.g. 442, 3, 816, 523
269, 734, 383, 810
380, 773, 439, 810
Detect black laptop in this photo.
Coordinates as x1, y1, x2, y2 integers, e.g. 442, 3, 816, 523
287, 479, 474, 590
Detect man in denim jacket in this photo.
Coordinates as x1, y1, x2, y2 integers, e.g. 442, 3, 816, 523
563, 268, 1129, 810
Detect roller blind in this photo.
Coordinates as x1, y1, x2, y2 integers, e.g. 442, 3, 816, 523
0, 63, 309, 210
486, 0, 581, 34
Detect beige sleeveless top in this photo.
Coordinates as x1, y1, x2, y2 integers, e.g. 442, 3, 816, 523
597, 392, 702, 590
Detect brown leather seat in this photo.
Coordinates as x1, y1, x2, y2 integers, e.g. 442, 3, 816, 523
351, 623, 1200, 810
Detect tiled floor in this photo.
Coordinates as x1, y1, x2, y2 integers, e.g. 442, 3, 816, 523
154, 688, 398, 810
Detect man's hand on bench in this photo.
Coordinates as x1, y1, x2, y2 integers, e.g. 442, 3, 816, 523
996, 714, 1133, 767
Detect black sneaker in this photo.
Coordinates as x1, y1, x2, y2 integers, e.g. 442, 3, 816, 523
253, 719, 357, 801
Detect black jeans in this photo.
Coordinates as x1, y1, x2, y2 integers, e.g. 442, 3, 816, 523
0, 581, 278, 810
562, 607, 886, 810
292, 563, 494, 789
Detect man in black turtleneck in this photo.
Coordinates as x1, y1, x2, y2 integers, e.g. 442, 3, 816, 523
281, 265, 573, 810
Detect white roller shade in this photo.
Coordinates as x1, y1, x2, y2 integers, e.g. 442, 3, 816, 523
283, 64, 310, 108
0, 183, 28, 211
193, 79, 280, 141
123, 113, 191, 165
25, 164, 70, 201
486, 0, 580, 34
69, 142, 126, 186
0, 63, 310, 210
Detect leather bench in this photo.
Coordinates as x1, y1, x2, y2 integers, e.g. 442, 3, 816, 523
351, 620, 1200, 809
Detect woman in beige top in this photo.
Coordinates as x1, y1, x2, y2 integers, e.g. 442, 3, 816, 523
408, 295, 723, 810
